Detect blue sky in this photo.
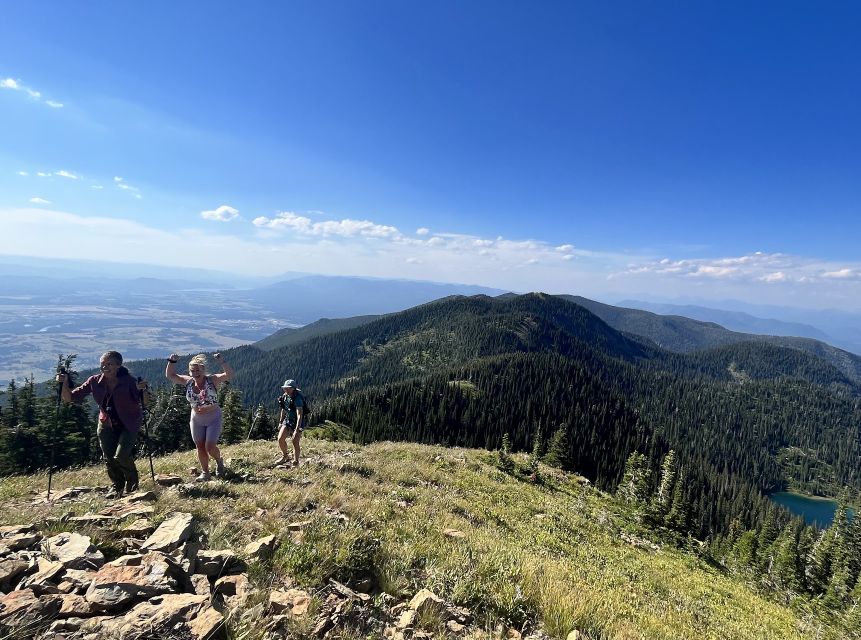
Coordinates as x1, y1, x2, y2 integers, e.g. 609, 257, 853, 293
1, 1, 860, 309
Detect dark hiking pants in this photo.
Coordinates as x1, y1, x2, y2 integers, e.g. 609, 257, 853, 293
97, 423, 139, 492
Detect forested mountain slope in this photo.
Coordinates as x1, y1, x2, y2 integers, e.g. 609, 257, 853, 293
566, 295, 861, 384
39, 293, 861, 538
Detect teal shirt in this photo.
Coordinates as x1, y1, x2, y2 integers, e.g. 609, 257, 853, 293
280, 391, 305, 425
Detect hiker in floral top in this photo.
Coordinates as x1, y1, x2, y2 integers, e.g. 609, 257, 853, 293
165, 352, 233, 481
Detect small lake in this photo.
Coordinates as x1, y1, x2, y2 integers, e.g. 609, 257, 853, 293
769, 492, 855, 528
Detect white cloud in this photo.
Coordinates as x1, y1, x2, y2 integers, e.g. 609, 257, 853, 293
823, 269, 860, 280
36, 172, 52, 177
1, 77, 63, 108
555, 244, 575, 252
55, 170, 79, 180
201, 205, 240, 222
17, 171, 29, 176
5, 207, 861, 310
416, 227, 430, 235
561, 254, 575, 261
760, 271, 787, 283
29, 197, 50, 205
91, 185, 104, 190
113, 176, 142, 198
253, 211, 400, 238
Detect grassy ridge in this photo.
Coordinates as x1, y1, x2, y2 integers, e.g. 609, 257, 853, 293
0, 436, 839, 639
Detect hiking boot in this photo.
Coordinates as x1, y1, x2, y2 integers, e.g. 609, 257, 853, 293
292, 460, 300, 468
194, 471, 211, 482
273, 455, 289, 467
215, 459, 226, 478
105, 487, 124, 499
125, 481, 139, 494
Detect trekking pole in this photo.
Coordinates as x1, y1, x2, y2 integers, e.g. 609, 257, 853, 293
47, 365, 64, 501
138, 378, 156, 482
246, 407, 262, 441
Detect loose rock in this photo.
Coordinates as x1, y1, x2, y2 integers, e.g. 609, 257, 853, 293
0, 558, 28, 592
195, 549, 245, 577
85, 551, 183, 611
43, 533, 105, 570
99, 593, 224, 640
141, 512, 194, 552
243, 534, 277, 560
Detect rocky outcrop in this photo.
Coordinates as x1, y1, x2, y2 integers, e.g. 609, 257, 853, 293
141, 512, 194, 552
99, 593, 225, 640
43, 533, 105, 570
85, 552, 184, 611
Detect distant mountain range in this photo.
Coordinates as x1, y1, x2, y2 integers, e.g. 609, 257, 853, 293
619, 299, 861, 356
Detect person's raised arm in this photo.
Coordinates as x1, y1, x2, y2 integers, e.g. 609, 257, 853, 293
165, 353, 188, 386
56, 372, 72, 403
210, 352, 233, 387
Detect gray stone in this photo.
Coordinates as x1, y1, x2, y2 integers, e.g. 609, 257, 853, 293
99, 593, 225, 640
0, 558, 28, 592
154, 473, 183, 486
141, 512, 194, 552
243, 534, 277, 560
0, 588, 63, 629
85, 551, 183, 611
2, 531, 42, 552
195, 549, 245, 577
191, 574, 211, 596
43, 532, 105, 570
17, 558, 64, 594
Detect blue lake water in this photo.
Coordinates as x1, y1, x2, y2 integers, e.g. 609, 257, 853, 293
769, 492, 855, 528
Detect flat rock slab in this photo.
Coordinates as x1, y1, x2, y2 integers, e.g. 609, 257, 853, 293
34, 486, 99, 503
0, 559, 29, 591
269, 588, 311, 617
120, 491, 156, 503
44, 533, 105, 570
17, 558, 64, 593
141, 512, 193, 552
2, 532, 42, 552
243, 534, 277, 560
154, 474, 183, 486
85, 551, 183, 611
98, 502, 155, 520
0, 525, 36, 537
58, 593, 96, 618
195, 550, 244, 577
409, 588, 445, 617
119, 518, 155, 537
69, 514, 119, 526
0, 588, 63, 629
99, 593, 225, 640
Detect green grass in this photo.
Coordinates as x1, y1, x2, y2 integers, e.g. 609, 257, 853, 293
0, 440, 847, 639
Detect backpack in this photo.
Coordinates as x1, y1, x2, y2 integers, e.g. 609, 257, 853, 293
279, 390, 311, 415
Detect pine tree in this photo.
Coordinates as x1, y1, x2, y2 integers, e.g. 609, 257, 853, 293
617, 452, 651, 505
543, 425, 569, 469
220, 387, 247, 444
497, 433, 513, 473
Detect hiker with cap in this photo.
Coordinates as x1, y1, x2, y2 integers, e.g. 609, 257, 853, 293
276, 379, 306, 467
166, 352, 233, 481
57, 351, 149, 498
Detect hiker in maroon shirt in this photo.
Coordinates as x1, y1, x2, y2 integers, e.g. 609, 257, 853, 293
57, 350, 149, 498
